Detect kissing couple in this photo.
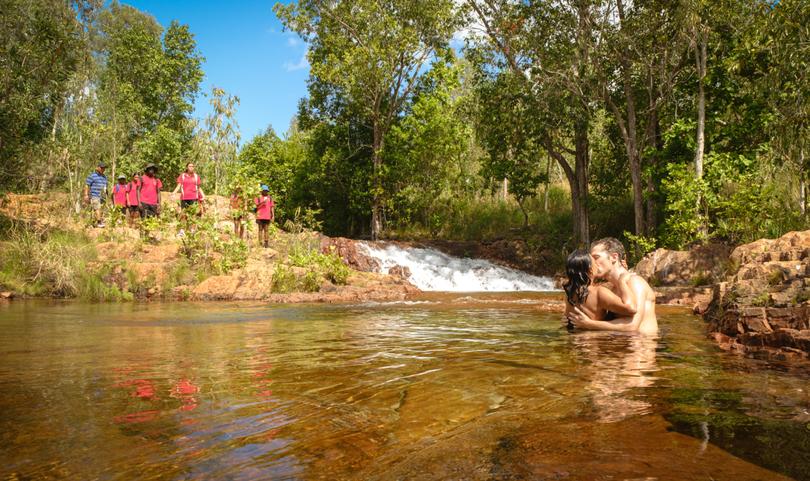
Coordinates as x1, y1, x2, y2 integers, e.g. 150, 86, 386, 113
564, 237, 657, 334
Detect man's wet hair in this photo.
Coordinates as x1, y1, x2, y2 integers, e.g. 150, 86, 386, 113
590, 237, 626, 261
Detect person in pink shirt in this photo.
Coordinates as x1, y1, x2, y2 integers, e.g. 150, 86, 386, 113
138, 164, 163, 218
172, 162, 205, 217
126, 173, 141, 226
254, 185, 275, 248
112, 175, 129, 222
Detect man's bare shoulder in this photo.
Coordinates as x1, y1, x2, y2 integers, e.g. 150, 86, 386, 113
628, 273, 654, 293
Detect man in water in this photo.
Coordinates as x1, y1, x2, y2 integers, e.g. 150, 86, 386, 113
566, 237, 658, 334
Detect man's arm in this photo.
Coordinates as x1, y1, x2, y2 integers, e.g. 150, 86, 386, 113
595, 278, 637, 316
569, 277, 648, 332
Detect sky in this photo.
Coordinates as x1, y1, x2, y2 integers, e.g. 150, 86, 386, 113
123, 0, 309, 144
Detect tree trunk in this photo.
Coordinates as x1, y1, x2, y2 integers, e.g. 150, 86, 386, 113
371, 122, 383, 241
801, 146, 807, 217
694, 35, 707, 180
644, 106, 661, 234
615, 0, 644, 236
543, 153, 551, 212
574, 122, 590, 245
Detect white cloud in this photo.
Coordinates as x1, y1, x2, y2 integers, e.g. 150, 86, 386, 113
284, 50, 309, 72
287, 36, 300, 47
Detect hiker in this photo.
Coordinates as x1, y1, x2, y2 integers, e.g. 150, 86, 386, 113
254, 185, 275, 248
139, 164, 163, 218
172, 162, 205, 217
126, 173, 141, 226
83, 162, 108, 227
112, 175, 129, 223
230, 186, 245, 239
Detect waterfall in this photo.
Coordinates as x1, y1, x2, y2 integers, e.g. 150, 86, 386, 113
358, 242, 558, 292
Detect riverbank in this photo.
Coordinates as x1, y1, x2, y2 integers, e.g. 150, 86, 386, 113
635, 231, 810, 361
0, 193, 416, 303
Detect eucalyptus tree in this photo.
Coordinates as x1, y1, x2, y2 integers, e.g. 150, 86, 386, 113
275, 0, 460, 240
0, 0, 90, 190
465, 0, 599, 244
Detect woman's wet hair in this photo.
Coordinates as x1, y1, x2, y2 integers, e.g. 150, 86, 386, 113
563, 249, 591, 306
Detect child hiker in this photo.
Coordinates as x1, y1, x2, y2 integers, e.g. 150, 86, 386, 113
230, 186, 245, 240
254, 185, 275, 248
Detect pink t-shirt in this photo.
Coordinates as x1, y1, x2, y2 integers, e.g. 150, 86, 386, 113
254, 195, 275, 220
177, 173, 201, 201
139, 176, 163, 205
112, 184, 128, 206
127, 180, 140, 206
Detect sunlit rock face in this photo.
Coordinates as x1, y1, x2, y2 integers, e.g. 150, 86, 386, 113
704, 230, 810, 361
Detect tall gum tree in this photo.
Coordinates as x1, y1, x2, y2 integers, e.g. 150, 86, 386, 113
466, 0, 598, 245
275, 0, 459, 240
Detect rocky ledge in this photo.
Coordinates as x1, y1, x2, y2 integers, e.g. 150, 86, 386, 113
635, 230, 810, 361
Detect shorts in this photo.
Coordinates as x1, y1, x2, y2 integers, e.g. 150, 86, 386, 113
127, 205, 141, 215
142, 203, 159, 218
89, 197, 102, 211
256, 219, 271, 226
118, 206, 127, 215
181, 199, 198, 209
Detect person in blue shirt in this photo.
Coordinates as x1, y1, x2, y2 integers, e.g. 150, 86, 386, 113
84, 162, 108, 227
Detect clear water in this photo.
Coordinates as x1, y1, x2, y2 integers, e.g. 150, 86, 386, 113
0, 295, 808, 480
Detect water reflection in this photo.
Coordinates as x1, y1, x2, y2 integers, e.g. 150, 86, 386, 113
0, 299, 807, 480
571, 332, 659, 423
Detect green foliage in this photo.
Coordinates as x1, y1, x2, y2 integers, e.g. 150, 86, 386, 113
0, 0, 89, 190
271, 264, 297, 294
178, 211, 248, 275
623, 231, 657, 266
288, 245, 350, 286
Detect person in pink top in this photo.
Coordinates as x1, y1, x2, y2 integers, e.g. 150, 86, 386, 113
112, 175, 129, 223
138, 164, 163, 218
254, 185, 275, 248
172, 162, 205, 216
126, 173, 141, 226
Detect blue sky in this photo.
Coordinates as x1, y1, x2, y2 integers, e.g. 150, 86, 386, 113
124, 0, 308, 144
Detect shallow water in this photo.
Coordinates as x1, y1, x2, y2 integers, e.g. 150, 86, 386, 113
0, 295, 808, 480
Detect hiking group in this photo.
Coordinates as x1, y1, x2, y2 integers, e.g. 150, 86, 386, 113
83, 162, 275, 247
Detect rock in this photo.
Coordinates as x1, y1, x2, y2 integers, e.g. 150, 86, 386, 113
634, 244, 732, 287
192, 275, 241, 300
388, 265, 412, 280
0, 291, 14, 299
654, 286, 714, 313
703, 229, 810, 359
320, 237, 380, 272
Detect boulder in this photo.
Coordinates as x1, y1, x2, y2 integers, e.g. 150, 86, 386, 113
320, 237, 380, 272
703, 229, 810, 360
634, 244, 731, 287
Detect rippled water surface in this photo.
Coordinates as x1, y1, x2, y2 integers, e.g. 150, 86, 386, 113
1, 295, 809, 480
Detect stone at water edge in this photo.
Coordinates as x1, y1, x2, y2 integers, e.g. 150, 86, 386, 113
0, 291, 14, 300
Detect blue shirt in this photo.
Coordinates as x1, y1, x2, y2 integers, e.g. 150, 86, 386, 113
85, 171, 108, 199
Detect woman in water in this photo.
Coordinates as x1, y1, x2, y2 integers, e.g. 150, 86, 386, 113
563, 249, 636, 328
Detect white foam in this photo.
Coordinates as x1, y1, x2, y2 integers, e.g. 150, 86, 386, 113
358, 243, 557, 292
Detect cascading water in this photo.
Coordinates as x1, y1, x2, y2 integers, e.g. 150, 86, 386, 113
358, 242, 558, 292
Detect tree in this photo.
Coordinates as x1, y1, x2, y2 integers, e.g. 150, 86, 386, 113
200, 87, 240, 195
275, 0, 460, 239
0, 0, 89, 190
466, 0, 598, 244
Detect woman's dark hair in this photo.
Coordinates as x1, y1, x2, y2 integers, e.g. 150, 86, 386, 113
563, 249, 592, 306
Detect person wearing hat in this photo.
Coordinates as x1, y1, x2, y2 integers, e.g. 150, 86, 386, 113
254, 185, 275, 248
111, 174, 129, 222
139, 164, 163, 218
83, 162, 108, 227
